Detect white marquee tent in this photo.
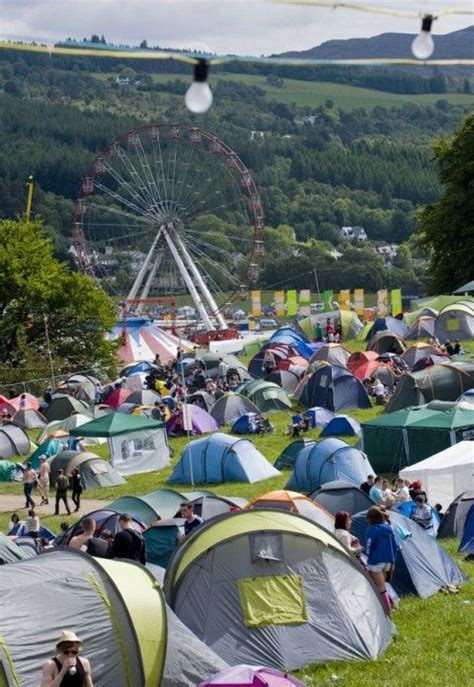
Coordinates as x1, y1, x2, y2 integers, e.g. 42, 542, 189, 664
400, 441, 474, 508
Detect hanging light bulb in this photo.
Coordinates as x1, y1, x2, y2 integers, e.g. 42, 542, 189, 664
185, 59, 213, 113
411, 15, 435, 60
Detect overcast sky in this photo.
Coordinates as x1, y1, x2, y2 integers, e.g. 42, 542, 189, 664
0, 1, 472, 55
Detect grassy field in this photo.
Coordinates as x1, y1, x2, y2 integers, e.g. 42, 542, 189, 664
95, 71, 474, 111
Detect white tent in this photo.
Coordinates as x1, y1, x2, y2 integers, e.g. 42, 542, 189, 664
400, 441, 474, 508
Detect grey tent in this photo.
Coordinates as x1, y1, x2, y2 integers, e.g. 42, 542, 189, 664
0, 423, 32, 458
0, 532, 29, 564
66, 373, 100, 403
438, 490, 474, 539
165, 510, 394, 670
210, 393, 261, 426
405, 316, 436, 341
45, 395, 91, 421
453, 280, 474, 296
264, 369, 301, 395
49, 450, 125, 489
310, 480, 375, 515
11, 408, 47, 429
0, 549, 167, 686
274, 439, 316, 470
367, 331, 406, 355
435, 301, 474, 341
188, 391, 215, 412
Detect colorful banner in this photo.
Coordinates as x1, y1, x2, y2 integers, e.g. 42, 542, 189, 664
286, 289, 298, 317
323, 290, 333, 313
251, 290, 261, 317
354, 289, 365, 316
274, 291, 285, 317
377, 289, 388, 316
338, 289, 351, 312
391, 288, 402, 317
299, 289, 311, 317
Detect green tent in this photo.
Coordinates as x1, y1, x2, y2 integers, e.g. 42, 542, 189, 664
238, 379, 292, 412
411, 295, 474, 312
70, 412, 164, 436
111, 488, 188, 524
239, 340, 265, 358
0, 460, 20, 482
362, 401, 474, 472
45, 395, 91, 421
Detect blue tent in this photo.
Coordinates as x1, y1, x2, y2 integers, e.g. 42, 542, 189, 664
394, 500, 440, 537
274, 439, 316, 470
305, 407, 334, 428
459, 504, 474, 556
293, 364, 371, 411
29, 438, 64, 470
351, 510, 466, 597
269, 328, 317, 360
167, 433, 280, 484
320, 415, 361, 437
144, 519, 184, 568
367, 317, 409, 341
231, 413, 261, 434
286, 437, 373, 492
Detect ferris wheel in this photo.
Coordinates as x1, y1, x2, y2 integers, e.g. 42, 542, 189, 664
72, 124, 264, 330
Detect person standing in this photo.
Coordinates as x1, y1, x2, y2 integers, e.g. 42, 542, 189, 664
70, 468, 83, 513
38, 456, 51, 505
110, 513, 146, 563
19, 393, 27, 410
23, 462, 37, 509
41, 630, 93, 687
365, 506, 398, 615
55, 469, 71, 516
179, 502, 203, 540
217, 357, 228, 384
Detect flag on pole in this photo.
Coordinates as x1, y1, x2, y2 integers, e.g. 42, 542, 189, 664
391, 288, 402, 316
323, 290, 333, 312
339, 289, 351, 311
299, 289, 311, 316
286, 289, 298, 317
354, 289, 365, 316
274, 291, 285, 317
251, 290, 261, 316
377, 289, 388, 316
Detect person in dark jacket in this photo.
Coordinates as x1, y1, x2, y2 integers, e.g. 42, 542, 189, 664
70, 468, 83, 513
110, 513, 146, 563
365, 506, 399, 615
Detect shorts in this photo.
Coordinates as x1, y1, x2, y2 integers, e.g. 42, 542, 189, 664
367, 562, 392, 573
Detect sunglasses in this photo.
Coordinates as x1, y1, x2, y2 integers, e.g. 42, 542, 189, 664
63, 649, 78, 656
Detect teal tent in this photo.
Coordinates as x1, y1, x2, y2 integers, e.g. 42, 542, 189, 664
29, 438, 64, 470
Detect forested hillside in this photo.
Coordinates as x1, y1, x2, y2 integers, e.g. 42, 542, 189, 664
0, 45, 472, 293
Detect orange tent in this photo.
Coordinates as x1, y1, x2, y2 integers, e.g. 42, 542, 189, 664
246, 489, 334, 531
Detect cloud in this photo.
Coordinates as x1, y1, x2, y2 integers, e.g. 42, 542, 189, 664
0, 0, 472, 55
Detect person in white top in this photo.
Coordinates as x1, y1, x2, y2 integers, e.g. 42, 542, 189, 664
25, 509, 40, 537
381, 479, 393, 501
372, 380, 386, 405
334, 511, 363, 556
38, 456, 51, 505
394, 477, 410, 502
411, 495, 433, 529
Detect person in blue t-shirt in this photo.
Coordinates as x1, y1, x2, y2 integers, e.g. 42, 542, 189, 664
366, 506, 399, 614
369, 476, 384, 504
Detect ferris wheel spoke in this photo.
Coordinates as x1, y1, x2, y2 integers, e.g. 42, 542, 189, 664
151, 137, 170, 212
93, 178, 155, 221
135, 138, 164, 207
85, 200, 156, 228
103, 154, 157, 215
173, 142, 198, 209
116, 147, 160, 213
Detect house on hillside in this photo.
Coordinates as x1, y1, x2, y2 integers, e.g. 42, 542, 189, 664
376, 244, 398, 265
340, 226, 368, 241
250, 130, 265, 141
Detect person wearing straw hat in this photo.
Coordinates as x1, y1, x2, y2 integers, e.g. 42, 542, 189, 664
41, 630, 93, 686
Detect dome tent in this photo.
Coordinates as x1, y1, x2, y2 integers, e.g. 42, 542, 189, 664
459, 505, 474, 557
0, 423, 32, 458
264, 369, 301, 394
49, 450, 125, 489
45, 395, 91, 421
438, 490, 474, 539
57, 509, 145, 546
110, 488, 214, 525
38, 413, 107, 445
351, 510, 465, 598
246, 489, 334, 531
367, 331, 406, 355
310, 480, 375, 515
401, 343, 448, 370
0, 532, 29, 563
405, 316, 436, 340
29, 438, 64, 470
293, 364, 371, 411
166, 403, 219, 435
0, 549, 166, 687
239, 380, 292, 413
320, 414, 361, 437
248, 345, 295, 379
164, 510, 394, 670
304, 406, 335, 428
274, 438, 316, 470
0, 460, 22, 482
308, 343, 351, 368
199, 665, 304, 687
11, 408, 47, 430
168, 433, 280, 484
210, 393, 261, 427
286, 438, 373, 492
435, 300, 474, 341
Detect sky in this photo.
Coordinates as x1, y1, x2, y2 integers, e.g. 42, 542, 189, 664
0, 0, 472, 55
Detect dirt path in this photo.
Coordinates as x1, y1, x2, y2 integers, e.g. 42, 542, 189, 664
0, 493, 110, 517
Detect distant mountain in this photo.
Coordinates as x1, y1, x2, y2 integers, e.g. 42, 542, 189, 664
276, 26, 474, 60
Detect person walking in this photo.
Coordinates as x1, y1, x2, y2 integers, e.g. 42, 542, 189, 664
38, 456, 51, 505
41, 630, 94, 687
55, 469, 71, 516
23, 462, 37, 509
365, 506, 398, 615
70, 468, 83, 513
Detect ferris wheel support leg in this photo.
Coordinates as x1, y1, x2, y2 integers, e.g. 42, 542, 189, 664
175, 234, 228, 330
126, 227, 163, 305
162, 228, 213, 331
136, 252, 163, 315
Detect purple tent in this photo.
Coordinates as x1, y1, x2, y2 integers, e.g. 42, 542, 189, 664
200, 665, 305, 687
167, 403, 219, 436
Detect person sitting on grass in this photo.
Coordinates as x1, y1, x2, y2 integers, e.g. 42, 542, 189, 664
291, 414, 310, 438
365, 506, 398, 615
334, 511, 363, 556
411, 494, 433, 530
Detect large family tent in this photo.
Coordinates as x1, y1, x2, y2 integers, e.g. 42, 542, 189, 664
11, 408, 47, 429
399, 442, 474, 508
286, 438, 373, 492
239, 380, 292, 412
246, 490, 334, 531
0, 423, 32, 458
308, 343, 351, 368
274, 439, 316, 470
0, 532, 29, 564
108, 316, 192, 364
438, 490, 474, 539
310, 480, 375, 515
385, 363, 474, 413
367, 331, 405, 355
70, 413, 169, 476
362, 402, 474, 472
49, 450, 125, 490
200, 665, 304, 687
166, 403, 219, 435
435, 301, 474, 341
264, 369, 301, 395
165, 509, 394, 669
320, 415, 361, 437
351, 510, 465, 597
294, 364, 371, 411
405, 316, 436, 340
45, 395, 91, 421
210, 394, 261, 426
168, 433, 280, 484
401, 343, 449, 370
459, 505, 474, 556
0, 549, 166, 686
28, 438, 64, 470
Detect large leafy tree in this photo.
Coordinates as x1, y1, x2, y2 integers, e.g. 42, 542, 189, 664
417, 113, 474, 294
0, 219, 117, 385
